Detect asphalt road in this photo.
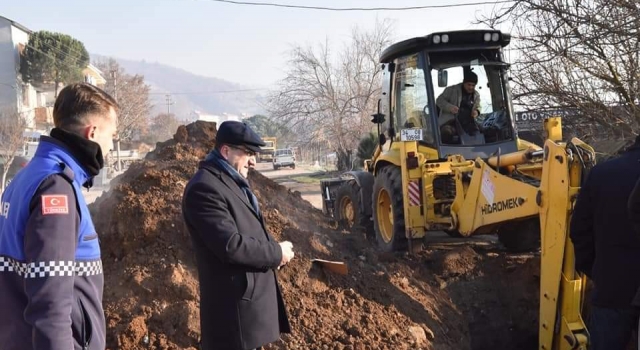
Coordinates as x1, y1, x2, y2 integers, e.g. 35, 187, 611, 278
253, 161, 326, 209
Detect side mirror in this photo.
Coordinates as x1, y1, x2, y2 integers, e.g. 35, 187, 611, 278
438, 70, 448, 87
371, 99, 385, 124
371, 113, 385, 124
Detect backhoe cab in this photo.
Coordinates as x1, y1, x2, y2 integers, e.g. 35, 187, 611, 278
320, 29, 595, 349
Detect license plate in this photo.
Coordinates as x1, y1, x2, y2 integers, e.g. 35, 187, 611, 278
400, 128, 423, 141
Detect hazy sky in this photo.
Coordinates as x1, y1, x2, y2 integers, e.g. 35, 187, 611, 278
2, 0, 511, 88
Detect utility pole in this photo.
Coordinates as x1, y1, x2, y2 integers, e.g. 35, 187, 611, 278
165, 94, 174, 115
111, 69, 122, 172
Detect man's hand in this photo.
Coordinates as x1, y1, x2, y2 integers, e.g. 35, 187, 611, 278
279, 241, 294, 267
472, 110, 479, 118
450, 106, 459, 114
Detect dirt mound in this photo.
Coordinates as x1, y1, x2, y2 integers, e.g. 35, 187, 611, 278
253, 178, 540, 350
91, 121, 539, 350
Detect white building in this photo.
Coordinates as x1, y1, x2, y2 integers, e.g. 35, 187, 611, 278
83, 64, 107, 88
190, 110, 247, 125
0, 15, 36, 127
191, 111, 221, 124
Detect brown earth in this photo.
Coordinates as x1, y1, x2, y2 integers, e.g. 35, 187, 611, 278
90, 121, 540, 350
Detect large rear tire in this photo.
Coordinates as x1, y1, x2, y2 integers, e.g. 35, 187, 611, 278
335, 180, 374, 239
496, 218, 540, 252
372, 166, 415, 252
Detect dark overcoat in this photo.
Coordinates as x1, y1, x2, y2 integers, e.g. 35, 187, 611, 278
570, 141, 640, 308
182, 161, 291, 350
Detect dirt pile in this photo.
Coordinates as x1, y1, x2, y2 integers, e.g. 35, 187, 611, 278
251, 173, 540, 350
91, 121, 540, 350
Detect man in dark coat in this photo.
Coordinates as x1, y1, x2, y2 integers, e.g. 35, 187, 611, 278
182, 120, 294, 350
627, 140, 640, 349
570, 136, 640, 349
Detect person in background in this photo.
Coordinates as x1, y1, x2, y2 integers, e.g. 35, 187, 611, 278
628, 160, 640, 350
570, 135, 640, 349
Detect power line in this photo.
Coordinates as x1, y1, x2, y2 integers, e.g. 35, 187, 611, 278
201, 0, 514, 11
28, 42, 80, 62
24, 43, 61, 64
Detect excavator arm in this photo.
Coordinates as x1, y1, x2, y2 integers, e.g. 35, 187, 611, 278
537, 138, 594, 349
449, 120, 595, 349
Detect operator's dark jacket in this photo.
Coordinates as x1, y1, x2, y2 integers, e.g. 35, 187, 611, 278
626, 150, 640, 306
182, 161, 291, 350
570, 137, 640, 308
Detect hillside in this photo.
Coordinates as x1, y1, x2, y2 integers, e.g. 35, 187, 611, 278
91, 54, 266, 119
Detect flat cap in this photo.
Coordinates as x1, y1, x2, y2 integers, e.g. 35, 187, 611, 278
216, 120, 266, 153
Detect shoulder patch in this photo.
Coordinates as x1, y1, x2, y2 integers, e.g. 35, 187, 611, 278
41, 195, 69, 215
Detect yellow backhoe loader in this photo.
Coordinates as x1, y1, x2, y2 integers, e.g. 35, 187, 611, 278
320, 29, 594, 349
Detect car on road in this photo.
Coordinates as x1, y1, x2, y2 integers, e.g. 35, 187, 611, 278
273, 148, 296, 170
1, 155, 30, 187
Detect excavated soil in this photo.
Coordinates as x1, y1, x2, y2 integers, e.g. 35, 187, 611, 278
90, 121, 539, 350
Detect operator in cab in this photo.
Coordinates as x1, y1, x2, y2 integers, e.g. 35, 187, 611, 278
436, 71, 482, 143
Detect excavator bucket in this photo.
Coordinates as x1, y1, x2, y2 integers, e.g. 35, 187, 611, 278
312, 259, 348, 275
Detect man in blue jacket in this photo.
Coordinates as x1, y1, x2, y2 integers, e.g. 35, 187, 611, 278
0, 82, 118, 350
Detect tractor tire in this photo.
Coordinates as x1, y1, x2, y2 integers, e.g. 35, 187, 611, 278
335, 180, 374, 239
497, 218, 540, 253
372, 165, 418, 252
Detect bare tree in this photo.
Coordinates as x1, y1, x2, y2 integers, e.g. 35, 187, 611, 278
148, 113, 182, 143
479, 0, 640, 139
0, 111, 26, 192
94, 58, 152, 142
267, 19, 395, 170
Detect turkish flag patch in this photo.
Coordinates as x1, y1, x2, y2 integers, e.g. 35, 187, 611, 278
41, 195, 69, 215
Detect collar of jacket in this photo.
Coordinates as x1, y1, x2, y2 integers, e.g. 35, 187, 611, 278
197, 160, 262, 216
34, 134, 98, 188
49, 128, 104, 175
199, 160, 221, 175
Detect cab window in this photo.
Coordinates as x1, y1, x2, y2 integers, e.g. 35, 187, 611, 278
392, 53, 435, 146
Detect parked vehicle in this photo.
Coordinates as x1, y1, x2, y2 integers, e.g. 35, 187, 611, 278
1, 155, 30, 187
273, 148, 295, 170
